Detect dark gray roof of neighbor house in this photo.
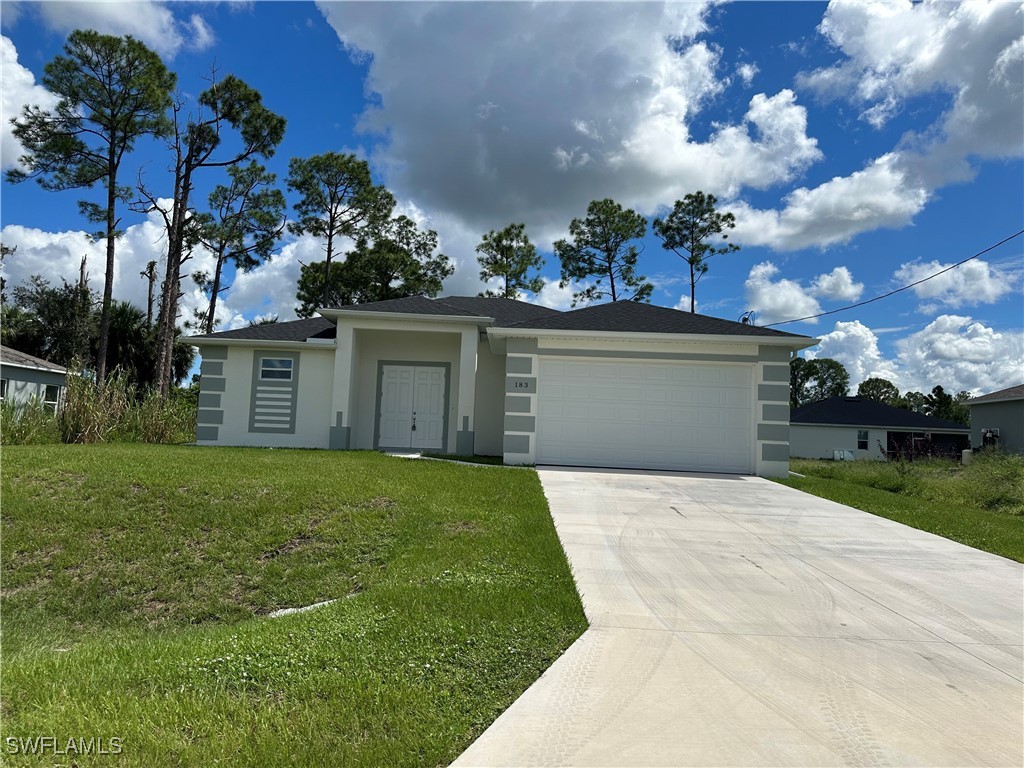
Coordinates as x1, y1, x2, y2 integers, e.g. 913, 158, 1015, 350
189, 316, 336, 343
0, 345, 68, 373
505, 300, 808, 338
791, 396, 970, 432
966, 384, 1024, 404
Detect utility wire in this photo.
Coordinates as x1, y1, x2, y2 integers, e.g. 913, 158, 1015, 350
762, 229, 1024, 327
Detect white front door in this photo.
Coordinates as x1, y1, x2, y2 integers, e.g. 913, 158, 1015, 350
379, 365, 446, 450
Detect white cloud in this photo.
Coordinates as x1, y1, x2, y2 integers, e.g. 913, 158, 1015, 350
526, 279, 578, 312
731, 153, 929, 251
893, 258, 1016, 311
30, 1, 214, 59
896, 315, 1024, 396
736, 62, 758, 87
0, 36, 59, 171
807, 320, 903, 389
810, 266, 863, 302
317, 1, 822, 243
743, 261, 822, 325
806, 315, 1024, 396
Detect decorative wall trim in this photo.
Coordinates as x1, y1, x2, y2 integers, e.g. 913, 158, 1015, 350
248, 351, 300, 434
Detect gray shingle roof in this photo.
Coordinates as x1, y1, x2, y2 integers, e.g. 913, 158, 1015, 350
331, 295, 482, 318
189, 317, 336, 342
0, 345, 68, 373
505, 300, 807, 338
792, 396, 970, 431
435, 296, 562, 327
966, 384, 1024, 404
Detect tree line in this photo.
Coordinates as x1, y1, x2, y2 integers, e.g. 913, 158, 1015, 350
790, 356, 971, 425
5, 29, 746, 397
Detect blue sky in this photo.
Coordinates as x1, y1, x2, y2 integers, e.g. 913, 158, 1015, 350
1, 0, 1022, 395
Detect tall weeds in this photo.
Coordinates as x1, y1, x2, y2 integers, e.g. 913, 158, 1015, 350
1, 369, 196, 445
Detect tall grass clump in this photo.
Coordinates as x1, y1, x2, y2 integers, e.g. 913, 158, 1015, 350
1, 369, 196, 445
0, 397, 61, 444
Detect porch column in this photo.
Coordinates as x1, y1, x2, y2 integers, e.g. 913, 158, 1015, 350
456, 327, 478, 455
329, 321, 355, 449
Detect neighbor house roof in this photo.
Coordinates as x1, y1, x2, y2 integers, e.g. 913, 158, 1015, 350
791, 396, 970, 432
0, 345, 68, 374
188, 296, 812, 343
504, 300, 806, 338
966, 384, 1024, 405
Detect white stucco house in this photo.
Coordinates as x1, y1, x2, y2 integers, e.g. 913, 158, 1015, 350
790, 396, 970, 461
966, 384, 1024, 454
186, 296, 815, 477
0, 345, 67, 411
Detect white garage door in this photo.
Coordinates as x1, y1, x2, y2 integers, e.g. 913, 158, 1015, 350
536, 358, 754, 473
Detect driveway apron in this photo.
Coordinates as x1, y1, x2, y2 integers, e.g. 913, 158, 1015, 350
453, 467, 1023, 767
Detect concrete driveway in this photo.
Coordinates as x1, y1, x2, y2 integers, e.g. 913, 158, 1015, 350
454, 468, 1023, 767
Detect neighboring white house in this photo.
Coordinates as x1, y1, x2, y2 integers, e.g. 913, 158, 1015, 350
186, 296, 816, 477
967, 384, 1024, 454
790, 396, 970, 460
0, 345, 68, 411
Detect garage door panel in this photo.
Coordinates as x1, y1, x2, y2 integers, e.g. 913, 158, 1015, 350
536, 358, 753, 473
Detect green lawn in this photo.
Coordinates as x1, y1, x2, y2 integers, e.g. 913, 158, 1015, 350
0, 445, 587, 766
780, 453, 1024, 562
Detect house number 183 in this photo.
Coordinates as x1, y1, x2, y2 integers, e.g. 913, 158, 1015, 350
512, 380, 530, 389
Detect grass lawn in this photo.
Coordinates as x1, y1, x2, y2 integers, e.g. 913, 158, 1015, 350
780, 453, 1024, 562
0, 445, 587, 766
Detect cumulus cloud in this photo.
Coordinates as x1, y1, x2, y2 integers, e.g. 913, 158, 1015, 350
317, 1, 822, 245
807, 320, 903, 389
744, 261, 822, 325
28, 1, 215, 59
806, 315, 1024, 395
893, 258, 1017, 312
810, 266, 863, 302
0, 36, 58, 171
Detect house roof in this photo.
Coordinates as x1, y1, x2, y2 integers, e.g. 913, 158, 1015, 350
966, 384, 1024, 405
188, 296, 811, 343
188, 316, 336, 343
504, 299, 807, 338
791, 396, 970, 432
0, 345, 68, 374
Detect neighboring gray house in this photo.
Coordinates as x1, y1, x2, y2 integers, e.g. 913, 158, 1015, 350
186, 296, 816, 477
967, 384, 1024, 454
791, 396, 970, 460
0, 346, 68, 411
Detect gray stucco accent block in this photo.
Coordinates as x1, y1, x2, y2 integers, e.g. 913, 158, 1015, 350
197, 409, 224, 425
506, 356, 533, 374
504, 414, 536, 432
504, 434, 530, 453
198, 392, 221, 409
762, 442, 790, 462
200, 346, 228, 360
329, 412, 350, 449
506, 376, 537, 394
456, 430, 475, 455
200, 360, 224, 377
762, 364, 789, 383
507, 338, 539, 354
758, 346, 791, 363
196, 425, 220, 441
202, 376, 226, 393
758, 383, 789, 403
762, 403, 790, 422
757, 423, 790, 442
505, 395, 532, 414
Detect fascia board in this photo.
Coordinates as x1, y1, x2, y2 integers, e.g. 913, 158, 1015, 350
792, 421, 970, 433
486, 326, 818, 350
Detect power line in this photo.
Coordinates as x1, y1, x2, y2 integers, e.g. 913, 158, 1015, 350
762, 229, 1024, 327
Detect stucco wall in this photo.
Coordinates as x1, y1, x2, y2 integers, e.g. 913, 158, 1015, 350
473, 338, 506, 456
196, 345, 334, 448
790, 424, 887, 460
351, 329, 462, 452
971, 400, 1024, 453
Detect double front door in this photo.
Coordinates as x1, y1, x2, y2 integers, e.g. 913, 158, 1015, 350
378, 365, 447, 450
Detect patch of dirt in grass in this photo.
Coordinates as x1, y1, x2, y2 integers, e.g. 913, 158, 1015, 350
259, 533, 313, 561
362, 496, 397, 510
